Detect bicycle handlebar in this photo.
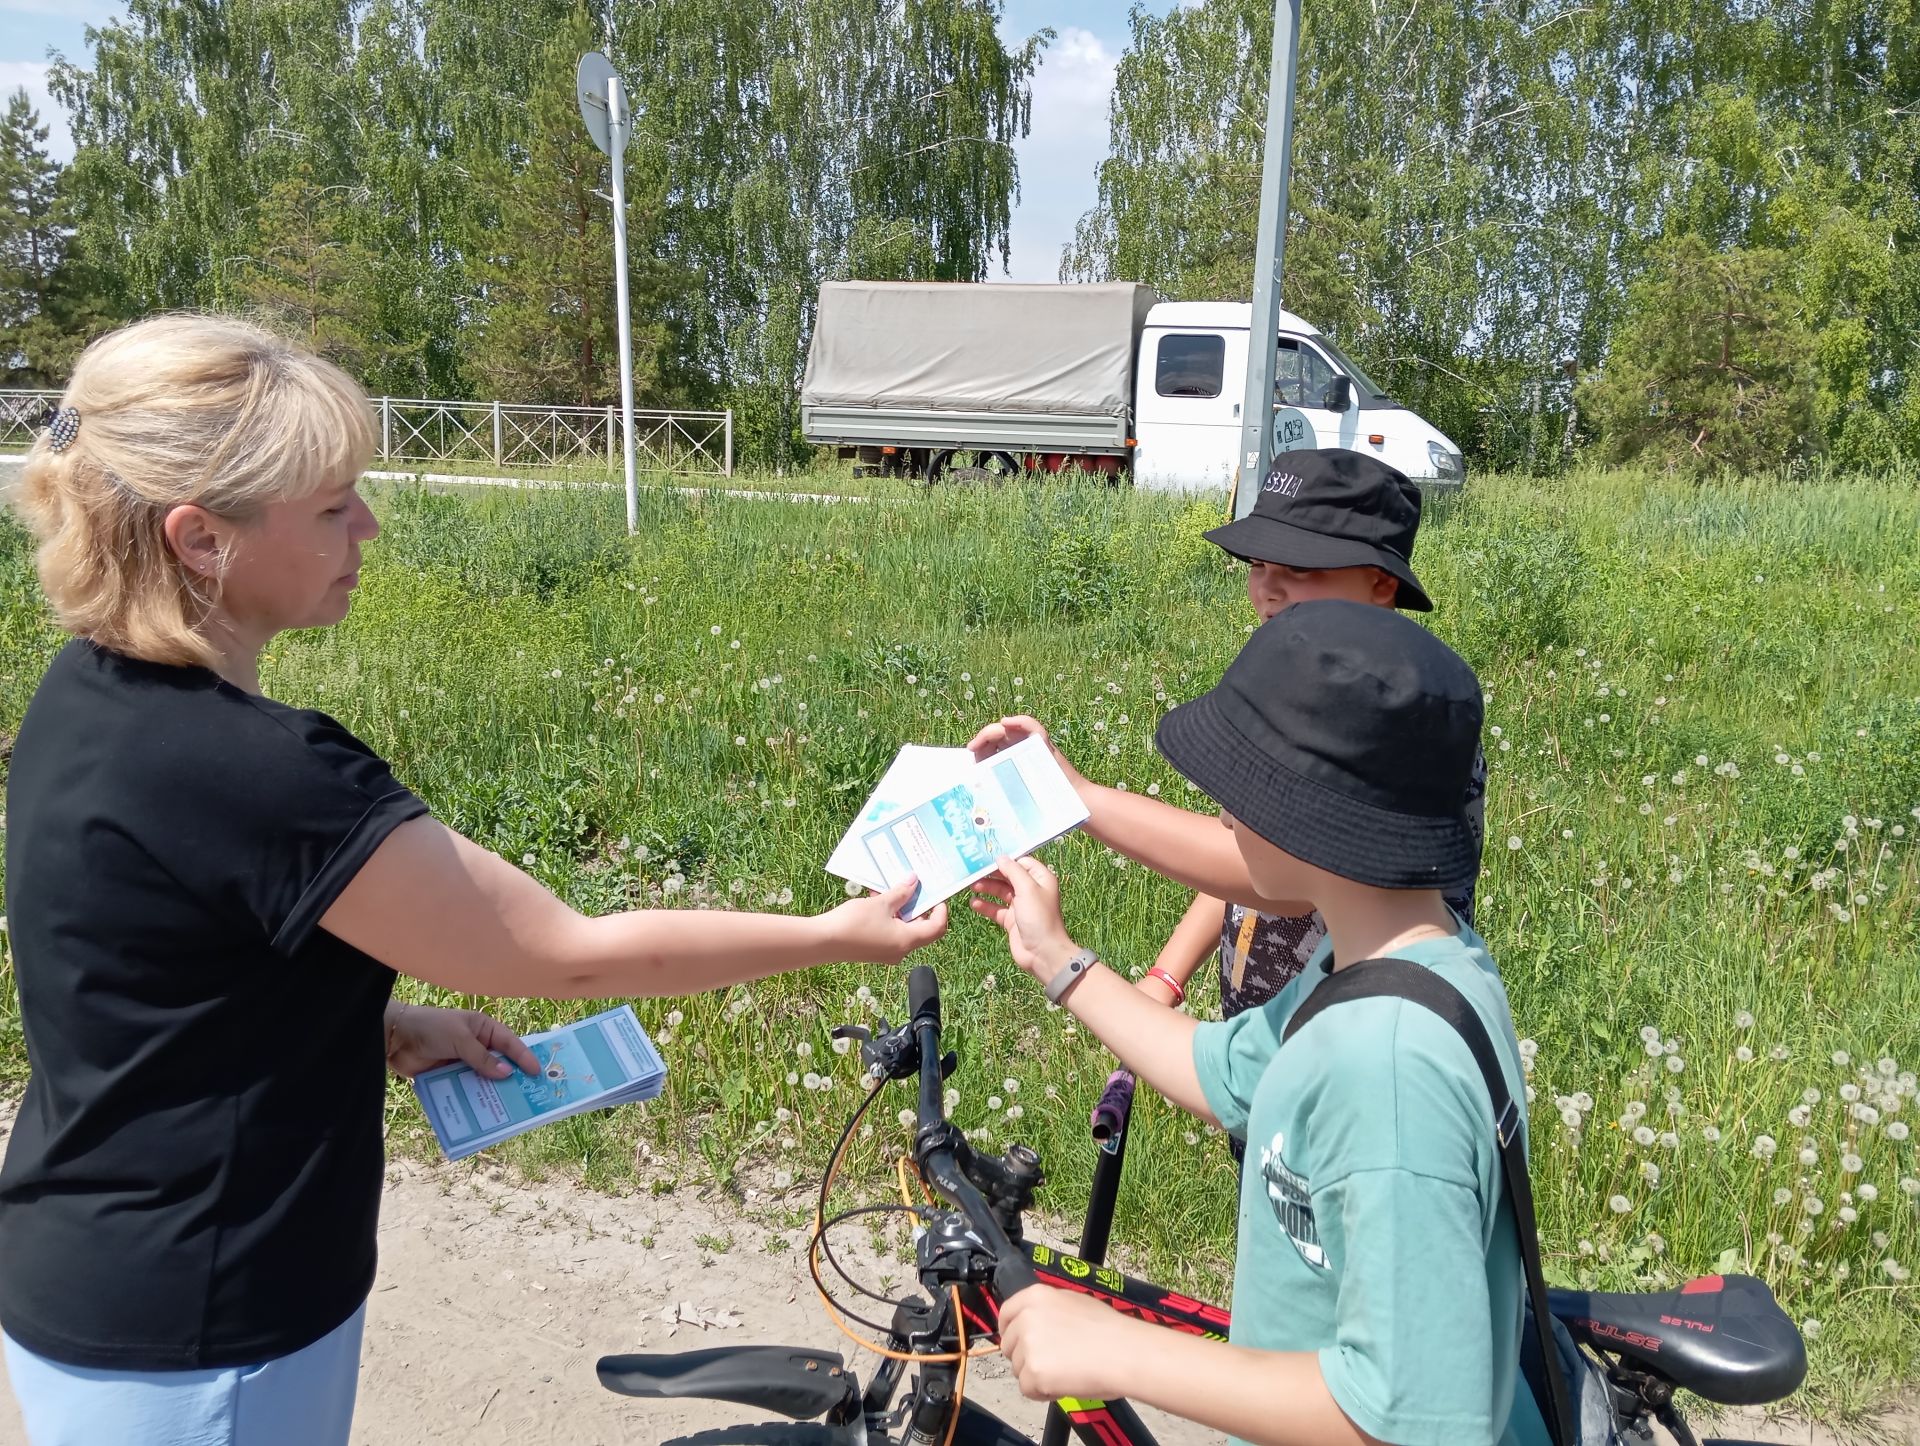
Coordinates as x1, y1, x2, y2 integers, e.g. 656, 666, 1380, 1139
908, 963, 941, 1037
1091, 1069, 1135, 1144
907, 968, 1040, 1301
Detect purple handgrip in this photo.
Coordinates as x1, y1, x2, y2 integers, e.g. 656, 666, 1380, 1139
1089, 1069, 1136, 1143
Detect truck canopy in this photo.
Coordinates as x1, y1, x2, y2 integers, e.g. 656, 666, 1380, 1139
802, 281, 1161, 419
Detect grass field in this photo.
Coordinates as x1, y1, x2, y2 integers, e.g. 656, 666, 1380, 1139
2, 467, 1917, 1421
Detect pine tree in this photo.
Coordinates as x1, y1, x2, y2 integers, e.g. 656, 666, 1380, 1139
232, 167, 390, 380
0, 87, 100, 385
464, 15, 674, 407
1579, 236, 1818, 475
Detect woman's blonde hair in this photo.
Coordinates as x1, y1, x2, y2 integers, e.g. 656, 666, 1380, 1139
10, 312, 377, 669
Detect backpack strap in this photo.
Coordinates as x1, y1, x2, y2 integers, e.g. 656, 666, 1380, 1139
1281, 959, 1577, 1446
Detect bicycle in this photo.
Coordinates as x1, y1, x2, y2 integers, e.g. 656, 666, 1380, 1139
596, 966, 1807, 1445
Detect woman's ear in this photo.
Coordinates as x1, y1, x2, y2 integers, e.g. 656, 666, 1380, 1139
162, 504, 225, 579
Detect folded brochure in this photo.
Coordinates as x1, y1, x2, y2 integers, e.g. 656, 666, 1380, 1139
412, 1004, 667, 1161
825, 743, 974, 892
827, 735, 1091, 918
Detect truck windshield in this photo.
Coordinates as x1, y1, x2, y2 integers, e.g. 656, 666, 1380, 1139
1312, 334, 1394, 405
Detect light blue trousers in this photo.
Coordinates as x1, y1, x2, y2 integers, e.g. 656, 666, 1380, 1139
3, 1304, 364, 1446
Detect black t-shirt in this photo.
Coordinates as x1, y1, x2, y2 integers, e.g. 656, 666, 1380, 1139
0, 640, 426, 1369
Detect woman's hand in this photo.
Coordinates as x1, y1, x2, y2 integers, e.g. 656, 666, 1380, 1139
965, 715, 1088, 793
969, 855, 1079, 984
384, 1002, 540, 1080
821, 875, 948, 965
998, 1286, 1137, 1402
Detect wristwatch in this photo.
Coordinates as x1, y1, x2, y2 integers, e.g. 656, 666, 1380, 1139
1044, 947, 1100, 1005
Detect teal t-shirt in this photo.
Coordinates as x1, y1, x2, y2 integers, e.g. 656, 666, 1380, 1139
1192, 923, 1554, 1446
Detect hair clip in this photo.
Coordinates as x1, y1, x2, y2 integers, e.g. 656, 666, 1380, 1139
45, 406, 81, 453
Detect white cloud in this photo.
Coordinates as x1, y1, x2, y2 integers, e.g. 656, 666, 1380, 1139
1002, 25, 1118, 283
0, 61, 72, 162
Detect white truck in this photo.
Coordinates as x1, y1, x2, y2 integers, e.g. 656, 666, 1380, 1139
800, 280, 1465, 490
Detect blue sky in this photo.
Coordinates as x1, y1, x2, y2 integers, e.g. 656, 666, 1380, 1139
0, 1, 1167, 282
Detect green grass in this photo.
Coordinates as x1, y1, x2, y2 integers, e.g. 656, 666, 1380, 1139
1, 466, 1916, 1421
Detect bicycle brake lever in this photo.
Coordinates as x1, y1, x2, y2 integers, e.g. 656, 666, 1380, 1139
831, 1024, 872, 1044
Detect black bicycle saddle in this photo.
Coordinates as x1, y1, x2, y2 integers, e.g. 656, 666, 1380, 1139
1547, 1273, 1807, 1405
597, 1345, 860, 1422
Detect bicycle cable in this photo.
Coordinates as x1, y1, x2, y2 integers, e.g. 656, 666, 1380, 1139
807, 1079, 1001, 1366
813, 1079, 915, 1310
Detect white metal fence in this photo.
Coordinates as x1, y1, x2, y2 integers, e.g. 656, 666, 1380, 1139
0, 390, 732, 477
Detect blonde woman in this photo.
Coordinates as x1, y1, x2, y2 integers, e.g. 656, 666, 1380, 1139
0, 314, 944, 1446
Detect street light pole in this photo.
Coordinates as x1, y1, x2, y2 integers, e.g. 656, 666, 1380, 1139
1232, 0, 1303, 519
606, 75, 639, 534
578, 51, 640, 533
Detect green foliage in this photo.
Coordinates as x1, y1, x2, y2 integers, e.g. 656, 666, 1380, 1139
233, 165, 395, 380
40, 0, 1039, 464
1067, 0, 1920, 474
463, 12, 677, 408
0, 87, 106, 385
1579, 237, 1819, 475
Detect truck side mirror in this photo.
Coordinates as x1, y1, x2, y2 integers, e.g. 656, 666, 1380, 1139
1322, 376, 1354, 412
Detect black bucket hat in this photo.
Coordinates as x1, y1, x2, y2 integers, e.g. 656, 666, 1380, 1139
1208, 449, 1432, 611
1155, 599, 1482, 891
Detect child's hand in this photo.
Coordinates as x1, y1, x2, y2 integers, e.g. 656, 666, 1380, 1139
825, 876, 949, 964
998, 1285, 1136, 1401
969, 855, 1078, 984
965, 715, 1088, 792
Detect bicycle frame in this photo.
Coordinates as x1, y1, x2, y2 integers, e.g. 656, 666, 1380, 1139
874, 1065, 1232, 1446
850, 1230, 1227, 1446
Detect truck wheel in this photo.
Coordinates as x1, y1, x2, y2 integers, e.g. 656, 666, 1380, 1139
927, 449, 1021, 486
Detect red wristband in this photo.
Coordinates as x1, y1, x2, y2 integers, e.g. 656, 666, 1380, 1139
1144, 966, 1187, 1006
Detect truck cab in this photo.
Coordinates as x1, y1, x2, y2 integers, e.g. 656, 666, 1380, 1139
1132, 301, 1465, 492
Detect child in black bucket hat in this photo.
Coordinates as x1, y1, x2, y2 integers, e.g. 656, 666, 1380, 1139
973, 601, 1546, 1446
969, 448, 1485, 1164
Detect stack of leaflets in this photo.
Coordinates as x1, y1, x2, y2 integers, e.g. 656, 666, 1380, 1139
826, 736, 1091, 919
412, 1004, 668, 1161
